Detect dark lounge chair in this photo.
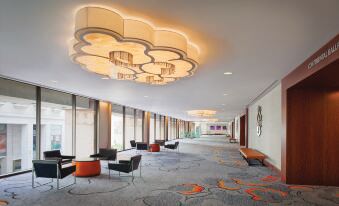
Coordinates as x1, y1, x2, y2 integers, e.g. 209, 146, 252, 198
43, 150, 75, 164
90, 148, 117, 162
32, 159, 76, 190
164, 142, 179, 152
130, 140, 136, 148
136, 142, 148, 151
154, 140, 166, 146
108, 155, 142, 177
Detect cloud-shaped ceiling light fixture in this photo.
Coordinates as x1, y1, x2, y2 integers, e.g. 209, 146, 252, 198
201, 118, 219, 122
187, 110, 216, 117
69, 7, 200, 85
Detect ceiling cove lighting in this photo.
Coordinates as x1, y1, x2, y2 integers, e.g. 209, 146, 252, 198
187, 110, 216, 117
69, 7, 200, 85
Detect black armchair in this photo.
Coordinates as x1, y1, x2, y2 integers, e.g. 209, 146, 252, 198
154, 140, 165, 146
32, 160, 76, 190
90, 148, 117, 161
108, 155, 142, 177
43, 150, 75, 164
136, 142, 148, 151
164, 142, 179, 152
130, 140, 136, 148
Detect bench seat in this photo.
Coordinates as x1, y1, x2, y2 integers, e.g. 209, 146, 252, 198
239, 148, 265, 166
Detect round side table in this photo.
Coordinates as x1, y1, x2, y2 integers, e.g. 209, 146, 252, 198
149, 143, 160, 152
73, 158, 101, 177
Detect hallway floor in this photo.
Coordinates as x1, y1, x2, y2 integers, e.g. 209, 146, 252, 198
0, 136, 338, 206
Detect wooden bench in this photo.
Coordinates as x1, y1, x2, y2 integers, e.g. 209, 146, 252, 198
239, 148, 266, 166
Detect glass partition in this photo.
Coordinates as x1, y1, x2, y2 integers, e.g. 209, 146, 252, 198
0, 78, 36, 175
111, 104, 123, 151
124, 107, 134, 149
149, 114, 155, 144
160, 116, 165, 140
135, 110, 143, 142
76, 96, 95, 157
156, 114, 160, 140
41, 88, 73, 157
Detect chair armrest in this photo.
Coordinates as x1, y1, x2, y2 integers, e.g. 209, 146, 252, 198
90, 154, 103, 158
119, 160, 131, 164
61, 155, 75, 159
44, 157, 62, 162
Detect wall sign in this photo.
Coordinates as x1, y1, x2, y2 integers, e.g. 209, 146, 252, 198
308, 40, 339, 69
256, 106, 263, 136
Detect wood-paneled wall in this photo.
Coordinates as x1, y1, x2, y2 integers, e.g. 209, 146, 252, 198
240, 115, 246, 146
282, 34, 339, 186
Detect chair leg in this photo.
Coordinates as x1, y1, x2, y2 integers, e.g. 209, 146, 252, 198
140, 160, 142, 177
32, 169, 34, 188
109, 169, 111, 179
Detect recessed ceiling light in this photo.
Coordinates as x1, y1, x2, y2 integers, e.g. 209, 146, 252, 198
223, 93, 228, 96
101, 77, 109, 80
51, 80, 58, 83
223, 72, 233, 75
221, 104, 225, 106
144, 95, 149, 98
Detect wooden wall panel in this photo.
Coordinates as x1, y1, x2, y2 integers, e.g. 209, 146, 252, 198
323, 90, 339, 185
240, 115, 246, 146
286, 87, 339, 186
282, 34, 339, 185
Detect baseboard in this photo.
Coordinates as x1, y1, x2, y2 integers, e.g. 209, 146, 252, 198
263, 159, 281, 176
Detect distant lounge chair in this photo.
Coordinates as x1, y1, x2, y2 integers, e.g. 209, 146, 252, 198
164, 142, 179, 152
108, 155, 142, 177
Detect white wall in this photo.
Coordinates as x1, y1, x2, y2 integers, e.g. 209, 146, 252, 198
248, 83, 281, 170
234, 116, 241, 140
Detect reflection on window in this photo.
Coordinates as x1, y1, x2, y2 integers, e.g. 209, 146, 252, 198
160, 116, 164, 140
156, 115, 161, 140
41, 88, 73, 157
125, 107, 134, 149
0, 78, 37, 175
76, 96, 95, 157
111, 105, 123, 151
135, 110, 143, 142
149, 114, 155, 143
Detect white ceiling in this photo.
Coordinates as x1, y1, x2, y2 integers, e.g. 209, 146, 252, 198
0, 0, 338, 121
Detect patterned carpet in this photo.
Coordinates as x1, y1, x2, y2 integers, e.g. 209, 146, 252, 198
0, 136, 338, 206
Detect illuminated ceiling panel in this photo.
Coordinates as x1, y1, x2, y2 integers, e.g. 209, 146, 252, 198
70, 7, 200, 85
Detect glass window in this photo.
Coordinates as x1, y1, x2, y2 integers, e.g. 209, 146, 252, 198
179, 120, 184, 138
76, 96, 95, 157
135, 110, 143, 142
149, 114, 155, 144
111, 104, 123, 151
168, 118, 171, 140
125, 107, 134, 149
160, 116, 164, 140
170, 118, 175, 140
0, 78, 36, 175
156, 114, 160, 140
41, 88, 73, 157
